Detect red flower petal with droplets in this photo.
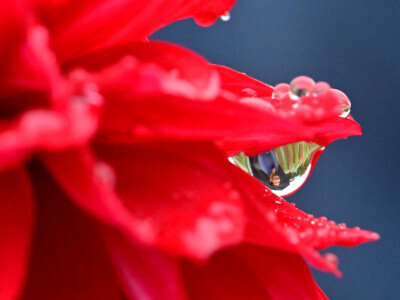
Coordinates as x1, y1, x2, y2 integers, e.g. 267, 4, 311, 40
93, 141, 245, 260
229, 163, 379, 277
34, 0, 236, 62
182, 244, 328, 300
0, 0, 380, 299
78, 42, 359, 154
214, 65, 362, 155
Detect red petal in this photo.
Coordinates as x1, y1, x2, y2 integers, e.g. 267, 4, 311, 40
77, 43, 310, 147
87, 42, 220, 100
21, 159, 121, 300
182, 244, 327, 300
215, 65, 274, 98
0, 167, 34, 300
40, 148, 140, 236
35, 0, 236, 62
214, 66, 363, 155
0, 24, 62, 118
90, 49, 360, 155
0, 100, 100, 171
0, 0, 28, 78
94, 141, 245, 260
229, 164, 379, 277
104, 229, 188, 300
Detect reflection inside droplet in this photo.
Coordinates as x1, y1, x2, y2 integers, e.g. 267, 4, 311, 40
230, 141, 323, 197
332, 89, 351, 118
220, 11, 231, 21
289, 76, 315, 100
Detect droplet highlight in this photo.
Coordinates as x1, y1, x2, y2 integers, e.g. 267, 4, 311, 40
230, 141, 324, 197
220, 11, 231, 21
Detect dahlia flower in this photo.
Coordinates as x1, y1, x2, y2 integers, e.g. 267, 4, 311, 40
0, 0, 378, 299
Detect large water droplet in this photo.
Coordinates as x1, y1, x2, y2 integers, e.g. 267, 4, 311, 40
332, 89, 351, 118
230, 141, 323, 197
289, 76, 315, 100
220, 11, 231, 21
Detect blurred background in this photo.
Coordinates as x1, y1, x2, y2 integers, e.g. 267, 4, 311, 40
152, 0, 399, 298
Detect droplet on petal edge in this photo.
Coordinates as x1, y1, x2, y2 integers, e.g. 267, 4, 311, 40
289, 76, 315, 100
220, 11, 231, 21
268, 76, 352, 121
241, 88, 257, 97
230, 141, 323, 197
332, 89, 351, 118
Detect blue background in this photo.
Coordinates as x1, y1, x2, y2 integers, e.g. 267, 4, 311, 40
152, 0, 400, 298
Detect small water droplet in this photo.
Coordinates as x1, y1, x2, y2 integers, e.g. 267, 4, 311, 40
272, 83, 290, 99
93, 161, 116, 188
289, 76, 315, 100
290, 202, 296, 207
241, 88, 257, 97
310, 220, 316, 225
311, 82, 331, 95
220, 11, 231, 21
338, 222, 347, 229
230, 141, 323, 197
131, 124, 154, 136
275, 200, 282, 204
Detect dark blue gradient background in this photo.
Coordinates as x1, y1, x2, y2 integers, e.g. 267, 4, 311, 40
152, 0, 400, 298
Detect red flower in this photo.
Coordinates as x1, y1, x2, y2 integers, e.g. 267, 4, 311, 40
0, 0, 379, 299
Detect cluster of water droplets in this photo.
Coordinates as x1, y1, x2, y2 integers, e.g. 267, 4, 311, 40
270, 76, 351, 122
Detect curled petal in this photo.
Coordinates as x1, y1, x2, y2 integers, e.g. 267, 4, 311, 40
0, 24, 63, 118
94, 141, 245, 260
229, 164, 379, 277
0, 167, 34, 300
35, 0, 236, 62
182, 244, 327, 300
40, 148, 141, 237
0, 99, 100, 171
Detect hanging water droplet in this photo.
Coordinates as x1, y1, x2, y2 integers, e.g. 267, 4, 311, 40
230, 141, 324, 197
289, 76, 315, 100
220, 11, 231, 21
332, 89, 351, 118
